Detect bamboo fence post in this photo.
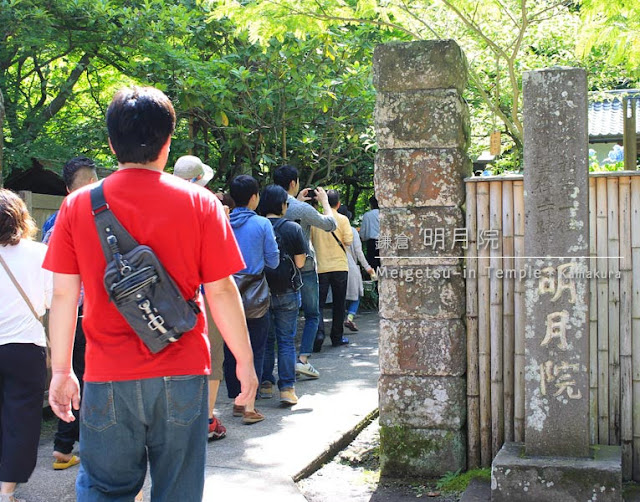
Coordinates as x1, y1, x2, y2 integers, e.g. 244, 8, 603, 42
596, 176, 610, 444
607, 177, 621, 445
466, 180, 480, 469
477, 181, 492, 467
502, 181, 515, 443
589, 177, 599, 445
619, 176, 633, 480
630, 176, 640, 480
489, 181, 504, 459
513, 179, 526, 442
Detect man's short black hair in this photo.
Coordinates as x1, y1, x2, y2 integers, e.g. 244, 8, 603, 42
106, 86, 176, 165
273, 165, 298, 191
327, 189, 340, 208
337, 204, 352, 221
230, 175, 260, 207
257, 185, 288, 216
369, 196, 379, 209
62, 156, 96, 191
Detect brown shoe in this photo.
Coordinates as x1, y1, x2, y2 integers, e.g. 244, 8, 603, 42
243, 408, 265, 424
233, 404, 245, 417
344, 319, 359, 332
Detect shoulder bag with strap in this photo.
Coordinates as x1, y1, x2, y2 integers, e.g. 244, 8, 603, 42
232, 213, 270, 319
0, 253, 42, 323
330, 231, 346, 253
90, 182, 201, 354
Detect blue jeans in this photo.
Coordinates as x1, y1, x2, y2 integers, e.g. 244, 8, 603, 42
76, 376, 208, 502
263, 291, 301, 390
223, 314, 270, 398
347, 298, 360, 316
299, 269, 320, 357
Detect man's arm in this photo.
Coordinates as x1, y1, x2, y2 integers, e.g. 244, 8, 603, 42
48, 272, 81, 422
203, 276, 258, 405
293, 187, 336, 232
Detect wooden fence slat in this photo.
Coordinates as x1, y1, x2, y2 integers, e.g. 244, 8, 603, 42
466, 173, 640, 472
630, 177, 640, 480
513, 180, 526, 442
466, 182, 481, 469
489, 181, 504, 459
502, 181, 515, 443
619, 177, 633, 480
607, 177, 621, 445
596, 176, 610, 444
589, 177, 599, 445
477, 182, 492, 467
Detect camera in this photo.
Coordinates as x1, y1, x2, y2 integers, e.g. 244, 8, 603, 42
307, 188, 317, 199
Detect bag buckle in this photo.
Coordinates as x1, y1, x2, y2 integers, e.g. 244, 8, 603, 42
91, 202, 110, 216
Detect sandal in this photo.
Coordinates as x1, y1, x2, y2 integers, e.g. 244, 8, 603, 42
53, 454, 80, 470
0, 494, 25, 502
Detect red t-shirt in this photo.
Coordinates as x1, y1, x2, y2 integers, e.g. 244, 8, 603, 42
43, 168, 245, 382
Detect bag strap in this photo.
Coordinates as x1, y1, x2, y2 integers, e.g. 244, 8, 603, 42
0, 253, 42, 322
272, 217, 287, 233
90, 181, 140, 260
331, 231, 346, 253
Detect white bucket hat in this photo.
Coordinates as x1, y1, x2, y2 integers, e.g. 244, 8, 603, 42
173, 155, 214, 186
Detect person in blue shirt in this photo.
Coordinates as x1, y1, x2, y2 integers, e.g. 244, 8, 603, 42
44, 157, 97, 471
226, 175, 279, 423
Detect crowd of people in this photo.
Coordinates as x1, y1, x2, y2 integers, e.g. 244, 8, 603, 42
0, 86, 378, 502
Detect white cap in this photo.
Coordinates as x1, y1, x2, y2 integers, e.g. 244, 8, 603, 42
173, 155, 214, 186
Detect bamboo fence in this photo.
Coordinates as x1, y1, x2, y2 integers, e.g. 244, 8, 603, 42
465, 172, 640, 481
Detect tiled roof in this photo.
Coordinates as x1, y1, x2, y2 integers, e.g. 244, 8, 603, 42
589, 90, 640, 139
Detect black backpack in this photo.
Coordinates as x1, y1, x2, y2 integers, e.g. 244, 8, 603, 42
265, 218, 303, 295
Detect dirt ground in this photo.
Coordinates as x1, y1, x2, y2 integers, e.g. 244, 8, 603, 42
296, 418, 461, 502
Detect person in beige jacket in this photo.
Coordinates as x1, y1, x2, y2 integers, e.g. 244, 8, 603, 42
310, 189, 353, 350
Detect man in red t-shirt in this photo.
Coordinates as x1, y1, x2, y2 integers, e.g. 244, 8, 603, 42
44, 86, 257, 502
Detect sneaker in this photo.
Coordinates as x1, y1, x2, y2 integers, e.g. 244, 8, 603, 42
243, 408, 265, 424
331, 336, 350, 347
208, 416, 226, 441
280, 387, 298, 406
296, 360, 320, 379
260, 381, 273, 399
344, 319, 359, 332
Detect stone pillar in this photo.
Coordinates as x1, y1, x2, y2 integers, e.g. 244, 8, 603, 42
522, 68, 590, 458
492, 68, 622, 501
373, 40, 471, 476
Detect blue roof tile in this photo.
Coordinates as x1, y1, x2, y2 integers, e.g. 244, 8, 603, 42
589, 90, 640, 139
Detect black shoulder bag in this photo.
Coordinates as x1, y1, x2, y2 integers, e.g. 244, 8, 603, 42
91, 182, 200, 353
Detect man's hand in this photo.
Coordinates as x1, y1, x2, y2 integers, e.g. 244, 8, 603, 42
49, 371, 81, 422
297, 187, 313, 202
233, 359, 259, 406
314, 186, 329, 205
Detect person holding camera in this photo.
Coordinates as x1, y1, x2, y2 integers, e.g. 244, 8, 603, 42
273, 165, 336, 373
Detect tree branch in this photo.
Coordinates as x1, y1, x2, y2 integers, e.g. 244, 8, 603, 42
24, 51, 92, 141
396, 0, 443, 39
440, 0, 510, 61
468, 65, 522, 144
265, 0, 421, 39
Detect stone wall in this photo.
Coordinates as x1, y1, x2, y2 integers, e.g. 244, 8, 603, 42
373, 39, 471, 476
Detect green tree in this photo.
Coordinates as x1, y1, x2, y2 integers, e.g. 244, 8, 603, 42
577, 0, 640, 72
215, 0, 635, 161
